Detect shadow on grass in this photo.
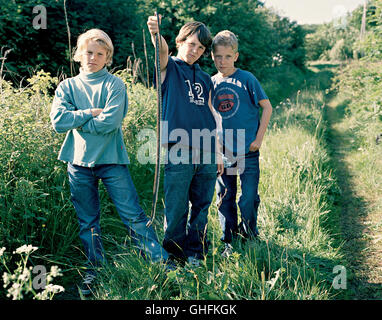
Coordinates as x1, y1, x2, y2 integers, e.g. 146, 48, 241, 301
269, 62, 382, 299
323, 97, 382, 300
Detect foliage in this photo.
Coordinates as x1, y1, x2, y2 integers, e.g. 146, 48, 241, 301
332, 0, 382, 119
0, 0, 145, 80
142, 0, 307, 78
304, 0, 382, 62
1, 0, 306, 105
261, 63, 306, 105
0, 245, 64, 300
355, 0, 382, 59
304, 22, 359, 61
332, 59, 382, 145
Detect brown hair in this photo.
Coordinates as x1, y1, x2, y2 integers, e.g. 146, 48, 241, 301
176, 21, 212, 53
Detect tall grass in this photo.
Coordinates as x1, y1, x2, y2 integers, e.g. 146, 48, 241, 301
327, 60, 382, 296
0, 66, 343, 300
95, 87, 343, 300
331, 60, 382, 217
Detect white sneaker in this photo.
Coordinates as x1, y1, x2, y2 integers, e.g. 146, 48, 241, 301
79, 272, 97, 296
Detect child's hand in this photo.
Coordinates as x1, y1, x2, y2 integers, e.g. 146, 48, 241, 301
147, 15, 161, 36
249, 139, 261, 152
91, 108, 103, 117
217, 163, 224, 177
215, 152, 224, 177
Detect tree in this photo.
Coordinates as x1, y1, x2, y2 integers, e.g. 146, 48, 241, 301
0, 0, 307, 90
0, 0, 145, 81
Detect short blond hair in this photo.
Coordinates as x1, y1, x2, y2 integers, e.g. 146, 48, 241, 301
73, 29, 114, 66
212, 30, 238, 53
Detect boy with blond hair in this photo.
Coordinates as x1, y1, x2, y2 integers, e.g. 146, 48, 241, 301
211, 30, 273, 256
50, 28, 169, 295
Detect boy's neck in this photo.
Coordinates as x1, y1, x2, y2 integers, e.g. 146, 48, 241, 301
219, 67, 237, 78
176, 54, 195, 66
80, 66, 106, 74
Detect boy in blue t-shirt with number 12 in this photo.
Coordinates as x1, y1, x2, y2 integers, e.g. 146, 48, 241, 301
147, 15, 224, 267
211, 30, 273, 257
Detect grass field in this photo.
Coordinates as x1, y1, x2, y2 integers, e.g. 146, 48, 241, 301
1, 61, 380, 300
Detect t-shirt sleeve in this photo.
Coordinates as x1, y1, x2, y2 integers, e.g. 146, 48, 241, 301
249, 74, 268, 107
210, 76, 218, 111
208, 76, 214, 99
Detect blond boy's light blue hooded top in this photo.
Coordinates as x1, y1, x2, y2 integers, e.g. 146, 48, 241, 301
50, 67, 129, 167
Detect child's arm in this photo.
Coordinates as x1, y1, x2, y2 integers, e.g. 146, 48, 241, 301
249, 99, 272, 152
147, 15, 168, 82
50, 84, 100, 133
80, 85, 128, 135
208, 91, 224, 176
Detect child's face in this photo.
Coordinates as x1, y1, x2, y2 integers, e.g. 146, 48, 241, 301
177, 33, 206, 65
212, 45, 239, 77
81, 40, 108, 73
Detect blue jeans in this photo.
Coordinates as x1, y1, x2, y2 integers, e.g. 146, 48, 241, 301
163, 147, 217, 260
216, 151, 260, 243
67, 163, 168, 265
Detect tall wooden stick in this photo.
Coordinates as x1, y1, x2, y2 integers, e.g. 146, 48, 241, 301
63, 0, 74, 77
148, 11, 162, 227
143, 29, 150, 88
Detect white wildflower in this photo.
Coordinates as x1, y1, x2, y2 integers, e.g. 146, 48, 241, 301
34, 284, 65, 300
34, 291, 47, 300
14, 245, 38, 255
45, 284, 65, 293
7, 282, 22, 300
2, 272, 10, 287
0, 247, 6, 257
49, 266, 62, 277
18, 268, 31, 282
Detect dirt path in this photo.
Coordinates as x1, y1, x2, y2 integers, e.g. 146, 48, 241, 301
324, 96, 382, 299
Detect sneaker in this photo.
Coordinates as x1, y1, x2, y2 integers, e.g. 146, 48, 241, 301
221, 243, 233, 258
79, 271, 97, 296
187, 256, 201, 268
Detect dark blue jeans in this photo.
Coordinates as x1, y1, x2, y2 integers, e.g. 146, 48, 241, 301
163, 147, 217, 260
67, 163, 168, 265
215, 151, 260, 243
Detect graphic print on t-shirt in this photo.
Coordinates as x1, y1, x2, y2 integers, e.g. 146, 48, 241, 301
212, 86, 240, 119
185, 80, 205, 106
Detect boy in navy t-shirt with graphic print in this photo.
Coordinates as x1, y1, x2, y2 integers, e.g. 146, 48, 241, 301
147, 16, 224, 267
211, 30, 273, 257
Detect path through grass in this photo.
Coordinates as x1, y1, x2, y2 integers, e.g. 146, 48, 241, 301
324, 91, 382, 299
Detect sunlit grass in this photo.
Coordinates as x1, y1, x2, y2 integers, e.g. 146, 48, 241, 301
0, 68, 344, 300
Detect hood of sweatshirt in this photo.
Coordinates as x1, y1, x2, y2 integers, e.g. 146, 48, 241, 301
172, 56, 201, 96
